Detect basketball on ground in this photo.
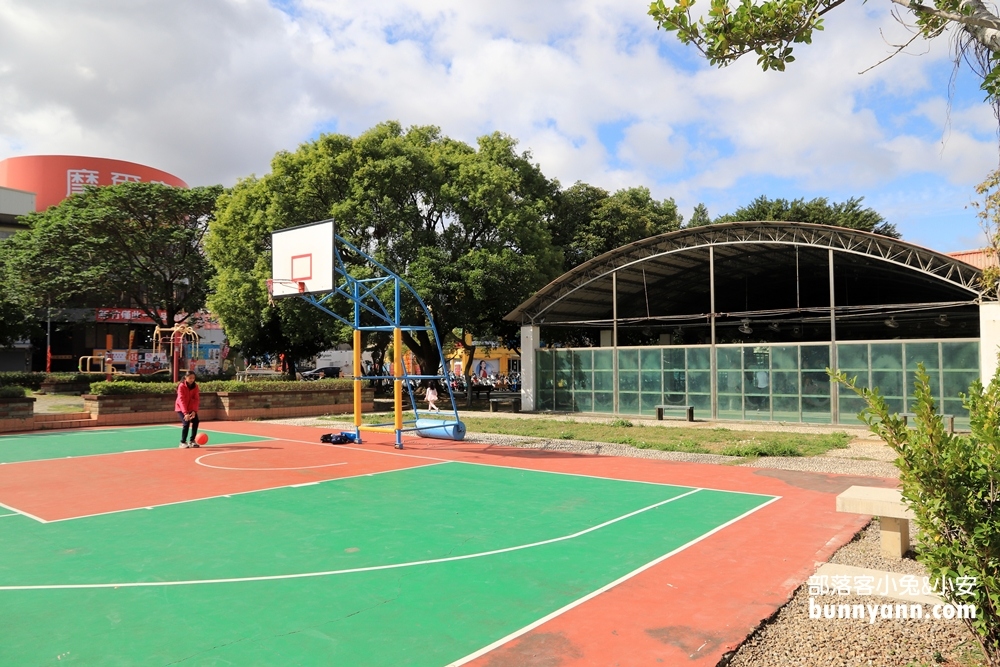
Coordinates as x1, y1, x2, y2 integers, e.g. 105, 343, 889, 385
195, 433, 209, 446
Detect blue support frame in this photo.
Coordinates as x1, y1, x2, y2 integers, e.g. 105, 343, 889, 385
274, 220, 463, 446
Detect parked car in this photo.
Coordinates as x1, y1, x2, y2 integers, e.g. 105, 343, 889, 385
302, 366, 341, 380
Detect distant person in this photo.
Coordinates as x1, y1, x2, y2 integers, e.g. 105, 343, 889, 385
175, 371, 201, 448
425, 381, 441, 413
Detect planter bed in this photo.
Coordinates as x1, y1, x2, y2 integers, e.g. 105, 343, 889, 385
38, 381, 93, 395
0, 397, 35, 433
83, 388, 373, 426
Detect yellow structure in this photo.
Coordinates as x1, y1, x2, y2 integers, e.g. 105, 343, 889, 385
447, 335, 521, 378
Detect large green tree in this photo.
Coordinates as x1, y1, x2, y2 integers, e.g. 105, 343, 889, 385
207, 121, 562, 378
0, 290, 35, 348
691, 194, 900, 237
649, 0, 1000, 106
1, 182, 222, 327
552, 183, 683, 270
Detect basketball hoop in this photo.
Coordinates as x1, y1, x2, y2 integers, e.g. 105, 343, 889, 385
266, 279, 306, 306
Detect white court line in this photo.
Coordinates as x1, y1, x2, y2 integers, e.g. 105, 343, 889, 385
38, 460, 450, 524
278, 436, 777, 498
194, 448, 348, 472
0, 512, 19, 518
0, 500, 46, 524
0, 488, 703, 590
0, 441, 268, 467
0, 425, 178, 439
445, 494, 783, 667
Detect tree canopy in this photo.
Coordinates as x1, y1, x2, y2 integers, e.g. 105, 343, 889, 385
689, 194, 900, 237
207, 121, 563, 376
1, 182, 222, 328
0, 288, 35, 348
552, 183, 683, 270
649, 0, 1000, 108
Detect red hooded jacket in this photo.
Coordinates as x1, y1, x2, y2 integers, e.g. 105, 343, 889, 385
175, 381, 200, 414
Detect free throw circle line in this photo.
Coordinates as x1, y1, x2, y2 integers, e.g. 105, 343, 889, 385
194, 448, 348, 472
0, 489, 703, 590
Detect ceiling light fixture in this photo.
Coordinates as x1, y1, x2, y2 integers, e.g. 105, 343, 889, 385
885, 317, 899, 329
934, 314, 950, 328
738, 319, 753, 335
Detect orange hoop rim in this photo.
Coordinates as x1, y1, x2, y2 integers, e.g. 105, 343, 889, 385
266, 279, 307, 296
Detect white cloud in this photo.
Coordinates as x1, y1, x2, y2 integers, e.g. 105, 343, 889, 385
0, 0, 995, 248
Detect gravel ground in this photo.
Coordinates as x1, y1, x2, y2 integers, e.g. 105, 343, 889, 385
461, 432, 741, 464
727, 523, 981, 667
741, 455, 900, 479
827, 519, 925, 576
738, 434, 902, 478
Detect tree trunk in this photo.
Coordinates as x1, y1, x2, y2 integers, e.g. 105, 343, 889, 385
401, 329, 442, 379
369, 337, 389, 391
464, 344, 476, 408
285, 356, 297, 380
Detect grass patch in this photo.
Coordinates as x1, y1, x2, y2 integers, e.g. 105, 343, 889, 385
318, 413, 853, 457
720, 440, 802, 457
451, 416, 851, 457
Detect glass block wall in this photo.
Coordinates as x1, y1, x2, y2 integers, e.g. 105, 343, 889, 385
536, 339, 979, 427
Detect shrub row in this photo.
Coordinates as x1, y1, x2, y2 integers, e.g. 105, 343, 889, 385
108, 372, 237, 384
0, 386, 27, 398
0, 372, 108, 390
88, 378, 354, 396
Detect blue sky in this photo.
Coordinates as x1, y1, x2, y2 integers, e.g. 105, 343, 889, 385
0, 0, 995, 251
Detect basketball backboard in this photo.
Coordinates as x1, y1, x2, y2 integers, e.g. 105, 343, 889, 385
270, 220, 335, 297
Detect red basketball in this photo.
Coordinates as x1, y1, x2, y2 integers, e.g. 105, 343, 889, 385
195, 433, 209, 446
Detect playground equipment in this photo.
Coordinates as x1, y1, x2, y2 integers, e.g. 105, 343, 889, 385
78, 356, 116, 374
152, 324, 200, 383
269, 219, 465, 449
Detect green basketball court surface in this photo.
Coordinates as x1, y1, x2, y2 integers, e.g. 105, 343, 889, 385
0, 422, 872, 666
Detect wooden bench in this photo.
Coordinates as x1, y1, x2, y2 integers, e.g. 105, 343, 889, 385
655, 405, 694, 422
489, 396, 521, 413
836, 485, 915, 558
900, 412, 955, 434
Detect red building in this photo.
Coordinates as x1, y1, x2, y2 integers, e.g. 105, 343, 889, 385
0, 155, 187, 212
0, 155, 206, 373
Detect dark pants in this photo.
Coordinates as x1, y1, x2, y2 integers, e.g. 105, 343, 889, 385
178, 411, 200, 442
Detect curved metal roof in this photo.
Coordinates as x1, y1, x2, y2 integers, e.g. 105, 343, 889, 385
505, 221, 982, 325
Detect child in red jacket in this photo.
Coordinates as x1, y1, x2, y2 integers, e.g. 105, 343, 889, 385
175, 371, 201, 448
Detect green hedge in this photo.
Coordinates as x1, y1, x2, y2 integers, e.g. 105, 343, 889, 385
88, 378, 354, 396
0, 372, 110, 390
108, 373, 237, 384
0, 372, 48, 390
0, 386, 27, 398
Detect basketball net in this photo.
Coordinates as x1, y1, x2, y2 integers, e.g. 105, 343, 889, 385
266, 279, 306, 306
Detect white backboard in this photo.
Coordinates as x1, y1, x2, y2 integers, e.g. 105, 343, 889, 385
270, 220, 335, 296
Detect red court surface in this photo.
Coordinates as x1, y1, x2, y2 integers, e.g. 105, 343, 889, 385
0, 420, 891, 665
0, 435, 431, 522
202, 421, 890, 666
